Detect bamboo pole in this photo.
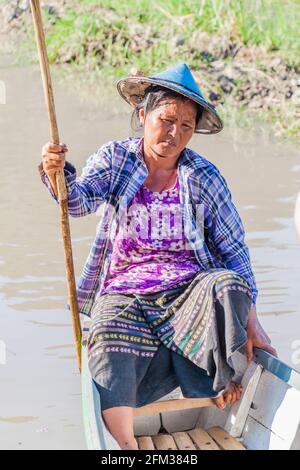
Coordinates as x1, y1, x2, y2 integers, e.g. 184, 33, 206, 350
30, 0, 82, 371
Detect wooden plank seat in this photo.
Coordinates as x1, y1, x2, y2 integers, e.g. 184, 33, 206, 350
136, 427, 246, 451
133, 397, 214, 417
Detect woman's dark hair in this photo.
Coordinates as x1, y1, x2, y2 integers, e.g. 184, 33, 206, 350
131, 85, 203, 132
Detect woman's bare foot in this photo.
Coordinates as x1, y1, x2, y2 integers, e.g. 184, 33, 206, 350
213, 382, 243, 409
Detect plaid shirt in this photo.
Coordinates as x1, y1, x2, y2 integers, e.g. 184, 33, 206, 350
39, 137, 258, 316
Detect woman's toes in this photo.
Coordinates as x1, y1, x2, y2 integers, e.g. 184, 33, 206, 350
224, 390, 233, 404
213, 395, 226, 409
231, 383, 243, 403
231, 389, 237, 404
213, 383, 243, 408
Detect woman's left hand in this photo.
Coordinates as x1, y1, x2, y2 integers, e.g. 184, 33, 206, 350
246, 305, 278, 362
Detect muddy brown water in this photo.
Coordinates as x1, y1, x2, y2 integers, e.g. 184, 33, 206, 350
0, 60, 300, 449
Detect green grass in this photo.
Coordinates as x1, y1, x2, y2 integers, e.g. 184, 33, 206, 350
74, 0, 300, 66
3, 0, 300, 141
22, 0, 300, 76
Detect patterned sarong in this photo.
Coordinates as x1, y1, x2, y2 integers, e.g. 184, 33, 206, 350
87, 269, 252, 411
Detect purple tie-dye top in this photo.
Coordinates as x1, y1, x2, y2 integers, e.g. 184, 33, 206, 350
102, 172, 201, 294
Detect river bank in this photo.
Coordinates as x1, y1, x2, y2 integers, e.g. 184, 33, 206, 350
1, 0, 300, 140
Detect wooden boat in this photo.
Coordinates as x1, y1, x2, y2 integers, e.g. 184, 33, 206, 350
81, 315, 300, 450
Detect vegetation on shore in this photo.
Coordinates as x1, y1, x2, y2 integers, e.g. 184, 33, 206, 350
1, 0, 300, 140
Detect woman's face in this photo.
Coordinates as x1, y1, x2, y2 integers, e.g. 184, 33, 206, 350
139, 98, 197, 160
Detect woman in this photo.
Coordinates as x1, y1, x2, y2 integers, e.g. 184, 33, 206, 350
39, 63, 277, 450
